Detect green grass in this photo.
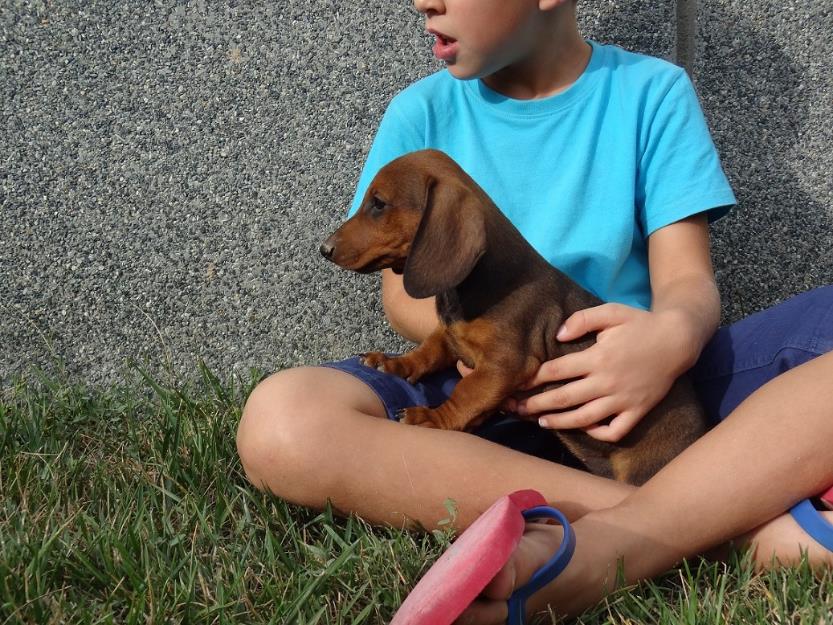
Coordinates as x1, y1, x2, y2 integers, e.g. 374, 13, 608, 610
1, 364, 832, 624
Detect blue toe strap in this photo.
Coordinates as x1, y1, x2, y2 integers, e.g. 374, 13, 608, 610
790, 498, 833, 553
501, 498, 829, 625
506, 506, 576, 625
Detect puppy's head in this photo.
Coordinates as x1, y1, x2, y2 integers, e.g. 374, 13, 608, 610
320, 153, 428, 276
321, 150, 486, 299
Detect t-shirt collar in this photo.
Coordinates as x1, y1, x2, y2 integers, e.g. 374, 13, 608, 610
463, 40, 604, 117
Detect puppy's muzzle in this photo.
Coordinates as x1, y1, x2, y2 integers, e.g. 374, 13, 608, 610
319, 238, 336, 261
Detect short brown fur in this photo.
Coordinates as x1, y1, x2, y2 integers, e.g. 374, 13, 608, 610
321, 149, 709, 485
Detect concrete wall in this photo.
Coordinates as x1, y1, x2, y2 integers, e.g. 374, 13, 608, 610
2, 1, 831, 385
695, 1, 833, 320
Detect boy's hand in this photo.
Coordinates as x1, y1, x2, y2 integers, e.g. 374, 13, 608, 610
515, 303, 700, 442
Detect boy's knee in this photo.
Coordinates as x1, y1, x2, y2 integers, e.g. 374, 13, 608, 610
236, 369, 322, 491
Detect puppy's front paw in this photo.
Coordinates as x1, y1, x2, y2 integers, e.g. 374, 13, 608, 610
360, 351, 391, 371
360, 352, 419, 381
398, 407, 441, 428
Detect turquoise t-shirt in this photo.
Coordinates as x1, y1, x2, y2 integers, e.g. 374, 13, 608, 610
348, 40, 736, 310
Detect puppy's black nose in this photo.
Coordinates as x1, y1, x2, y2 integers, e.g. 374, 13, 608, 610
320, 240, 335, 260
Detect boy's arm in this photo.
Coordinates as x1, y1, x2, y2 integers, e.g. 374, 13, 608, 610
647, 213, 720, 373
381, 269, 439, 343
555, 213, 719, 372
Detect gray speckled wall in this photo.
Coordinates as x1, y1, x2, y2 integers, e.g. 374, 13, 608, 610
695, 1, 833, 321
1, 1, 830, 386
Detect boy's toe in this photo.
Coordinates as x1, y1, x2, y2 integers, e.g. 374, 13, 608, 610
481, 521, 566, 600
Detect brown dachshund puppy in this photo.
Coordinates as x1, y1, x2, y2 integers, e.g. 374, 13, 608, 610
320, 149, 709, 485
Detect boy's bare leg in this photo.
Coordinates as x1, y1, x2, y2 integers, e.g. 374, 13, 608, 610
236, 366, 632, 529
459, 350, 833, 624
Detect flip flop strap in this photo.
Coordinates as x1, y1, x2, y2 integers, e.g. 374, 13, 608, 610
790, 498, 833, 552
506, 506, 576, 625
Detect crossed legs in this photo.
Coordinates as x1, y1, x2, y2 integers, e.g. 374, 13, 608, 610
237, 353, 833, 595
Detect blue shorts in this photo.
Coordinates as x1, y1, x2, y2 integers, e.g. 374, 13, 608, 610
322, 286, 833, 462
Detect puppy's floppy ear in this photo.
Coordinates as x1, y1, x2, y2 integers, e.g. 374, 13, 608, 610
403, 177, 486, 299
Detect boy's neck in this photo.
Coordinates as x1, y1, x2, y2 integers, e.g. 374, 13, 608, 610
481, 18, 591, 101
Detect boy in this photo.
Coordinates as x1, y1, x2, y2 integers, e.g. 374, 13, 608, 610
238, 0, 833, 621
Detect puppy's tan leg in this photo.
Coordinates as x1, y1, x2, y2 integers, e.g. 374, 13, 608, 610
401, 364, 524, 431
361, 327, 456, 384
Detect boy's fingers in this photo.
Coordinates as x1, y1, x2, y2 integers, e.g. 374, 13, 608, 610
521, 351, 590, 389
537, 397, 618, 430
557, 303, 635, 342
583, 410, 643, 442
518, 377, 598, 415
456, 360, 473, 377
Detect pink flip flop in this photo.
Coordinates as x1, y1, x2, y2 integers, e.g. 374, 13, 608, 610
390, 489, 575, 625
821, 485, 833, 510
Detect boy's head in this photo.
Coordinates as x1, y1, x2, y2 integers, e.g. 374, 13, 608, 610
414, 0, 580, 82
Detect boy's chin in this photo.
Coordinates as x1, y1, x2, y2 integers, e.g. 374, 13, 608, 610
445, 63, 477, 80
445, 62, 493, 82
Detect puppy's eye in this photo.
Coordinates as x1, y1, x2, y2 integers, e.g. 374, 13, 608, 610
369, 196, 386, 214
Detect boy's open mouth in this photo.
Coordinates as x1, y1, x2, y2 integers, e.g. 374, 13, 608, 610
428, 29, 458, 62
428, 28, 456, 45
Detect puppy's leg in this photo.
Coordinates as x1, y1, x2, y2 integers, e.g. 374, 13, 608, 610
401, 364, 524, 431
361, 328, 456, 384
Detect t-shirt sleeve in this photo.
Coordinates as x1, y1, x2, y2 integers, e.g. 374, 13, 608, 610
347, 95, 426, 217
636, 70, 736, 236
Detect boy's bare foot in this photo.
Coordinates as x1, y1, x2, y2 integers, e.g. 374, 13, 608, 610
453, 521, 569, 625
454, 515, 627, 624
455, 509, 833, 624
740, 509, 833, 569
